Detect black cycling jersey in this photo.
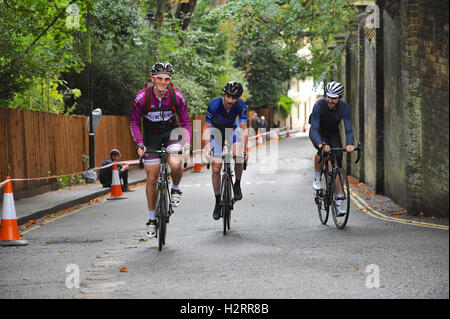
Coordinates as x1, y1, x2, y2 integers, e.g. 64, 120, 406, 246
309, 98, 354, 147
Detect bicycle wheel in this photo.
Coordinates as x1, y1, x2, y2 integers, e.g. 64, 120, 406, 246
157, 187, 168, 251
222, 176, 231, 235
331, 168, 350, 229
226, 177, 232, 231
315, 169, 329, 225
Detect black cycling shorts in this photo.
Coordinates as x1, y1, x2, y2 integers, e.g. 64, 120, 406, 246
143, 127, 183, 165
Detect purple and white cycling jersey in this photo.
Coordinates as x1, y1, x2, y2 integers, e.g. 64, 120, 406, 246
130, 85, 192, 147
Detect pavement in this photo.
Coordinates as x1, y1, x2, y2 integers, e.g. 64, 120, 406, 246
3, 128, 448, 230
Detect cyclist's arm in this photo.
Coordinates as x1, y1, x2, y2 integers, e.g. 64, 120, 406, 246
309, 102, 323, 147
202, 122, 212, 155
239, 121, 248, 154
130, 91, 145, 146
341, 103, 355, 150
174, 89, 192, 147
203, 100, 216, 149
238, 100, 248, 152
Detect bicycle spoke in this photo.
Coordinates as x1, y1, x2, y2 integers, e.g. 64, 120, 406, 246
331, 168, 350, 229
316, 168, 329, 225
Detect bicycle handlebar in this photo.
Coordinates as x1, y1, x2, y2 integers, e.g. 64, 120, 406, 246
206, 154, 247, 171
319, 142, 363, 165
138, 148, 185, 169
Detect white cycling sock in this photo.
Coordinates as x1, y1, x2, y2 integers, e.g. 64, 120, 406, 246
336, 194, 344, 206
149, 210, 156, 221
314, 172, 321, 181
172, 184, 180, 191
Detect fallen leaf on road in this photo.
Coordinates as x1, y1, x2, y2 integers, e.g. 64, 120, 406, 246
119, 267, 128, 272
139, 238, 148, 242
332, 275, 340, 278
354, 266, 359, 271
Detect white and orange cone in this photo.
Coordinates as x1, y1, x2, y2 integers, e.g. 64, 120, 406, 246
192, 163, 202, 173
0, 177, 28, 246
257, 136, 264, 147
107, 162, 127, 200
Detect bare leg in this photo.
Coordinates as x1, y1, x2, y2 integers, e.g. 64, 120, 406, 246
145, 164, 160, 211
168, 155, 182, 186
211, 159, 222, 195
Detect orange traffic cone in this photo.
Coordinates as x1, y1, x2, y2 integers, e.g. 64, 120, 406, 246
192, 150, 202, 173
257, 136, 264, 147
192, 163, 202, 173
0, 177, 28, 246
107, 162, 127, 200
286, 131, 290, 137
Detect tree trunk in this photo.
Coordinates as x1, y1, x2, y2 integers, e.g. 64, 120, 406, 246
175, 0, 197, 30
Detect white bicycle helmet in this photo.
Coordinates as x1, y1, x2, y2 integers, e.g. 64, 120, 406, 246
325, 81, 344, 98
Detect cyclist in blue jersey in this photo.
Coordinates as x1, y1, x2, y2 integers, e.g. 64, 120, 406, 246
309, 81, 355, 216
203, 81, 249, 220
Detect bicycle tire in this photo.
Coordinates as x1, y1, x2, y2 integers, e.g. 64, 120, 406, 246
331, 168, 350, 229
222, 176, 230, 235
226, 176, 232, 231
157, 187, 168, 251
316, 168, 329, 225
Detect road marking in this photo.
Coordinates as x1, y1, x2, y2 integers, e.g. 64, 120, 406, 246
350, 190, 448, 231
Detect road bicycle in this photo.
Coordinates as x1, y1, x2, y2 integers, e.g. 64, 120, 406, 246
314, 142, 362, 229
208, 145, 247, 235
139, 145, 184, 251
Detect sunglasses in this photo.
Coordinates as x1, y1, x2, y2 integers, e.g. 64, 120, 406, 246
154, 76, 172, 82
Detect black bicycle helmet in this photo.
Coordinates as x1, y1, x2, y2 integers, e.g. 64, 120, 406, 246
223, 81, 243, 98
151, 62, 174, 76
325, 81, 344, 98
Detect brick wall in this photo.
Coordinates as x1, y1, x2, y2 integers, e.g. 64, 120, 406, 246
339, 0, 448, 217
384, 5, 408, 207
415, 0, 449, 216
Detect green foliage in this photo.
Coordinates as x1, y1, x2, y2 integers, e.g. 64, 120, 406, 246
277, 94, 296, 117
64, 0, 233, 116
210, 0, 357, 109
0, 0, 88, 109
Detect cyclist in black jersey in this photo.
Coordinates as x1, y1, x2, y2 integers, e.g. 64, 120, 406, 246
309, 81, 355, 216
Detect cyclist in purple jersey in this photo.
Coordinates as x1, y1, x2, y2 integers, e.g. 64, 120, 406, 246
309, 81, 355, 216
130, 62, 192, 239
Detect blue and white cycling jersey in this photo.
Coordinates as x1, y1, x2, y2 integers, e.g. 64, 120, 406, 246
205, 97, 247, 156
205, 97, 247, 129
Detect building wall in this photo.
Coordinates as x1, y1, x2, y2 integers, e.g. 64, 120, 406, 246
383, 6, 408, 206
409, 0, 449, 215
338, 0, 449, 216
286, 77, 321, 131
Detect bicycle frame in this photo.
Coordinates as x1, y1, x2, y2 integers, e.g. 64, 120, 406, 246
139, 146, 182, 250
207, 143, 247, 235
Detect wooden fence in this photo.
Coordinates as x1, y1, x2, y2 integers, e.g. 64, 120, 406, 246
1, 108, 135, 195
